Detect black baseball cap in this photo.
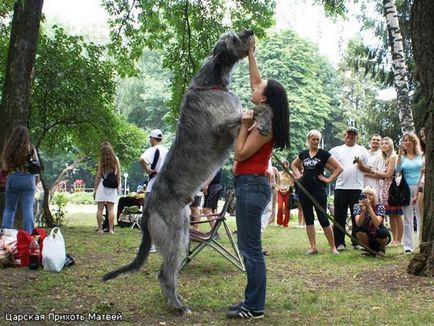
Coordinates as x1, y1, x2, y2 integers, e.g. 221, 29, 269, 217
346, 127, 358, 135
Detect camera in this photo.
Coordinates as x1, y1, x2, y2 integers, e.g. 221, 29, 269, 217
359, 192, 367, 200
353, 157, 359, 164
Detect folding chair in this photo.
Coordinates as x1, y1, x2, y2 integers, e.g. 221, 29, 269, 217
180, 191, 245, 272
120, 206, 142, 229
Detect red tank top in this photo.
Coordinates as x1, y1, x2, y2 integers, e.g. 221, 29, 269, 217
235, 141, 273, 176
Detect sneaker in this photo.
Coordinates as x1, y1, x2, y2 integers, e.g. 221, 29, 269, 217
226, 306, 264, 319
149, 244, 157, 253
336, 244, 346, 251
229, 302, 243, 311
352, 245, 363, 250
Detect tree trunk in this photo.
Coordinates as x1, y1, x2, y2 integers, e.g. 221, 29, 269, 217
407, 0, 434, 276
383, 0, 415, 134
40, 176, 55, 227
0, 0, 44, 149
0, 0, 44, 223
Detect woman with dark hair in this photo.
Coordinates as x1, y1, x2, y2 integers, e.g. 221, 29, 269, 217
94, 141, 121, 235
1, 126, 38, 233
227, 38, 289, 320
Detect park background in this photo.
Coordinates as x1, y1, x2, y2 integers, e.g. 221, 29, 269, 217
1, 0, 434, 324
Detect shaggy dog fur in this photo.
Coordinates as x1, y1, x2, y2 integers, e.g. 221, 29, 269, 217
103, 30, 255, 314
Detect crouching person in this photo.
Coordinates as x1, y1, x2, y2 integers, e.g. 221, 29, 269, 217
353, 187, 391, 256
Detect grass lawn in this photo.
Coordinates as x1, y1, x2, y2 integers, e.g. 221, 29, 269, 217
1, 203, 434, 325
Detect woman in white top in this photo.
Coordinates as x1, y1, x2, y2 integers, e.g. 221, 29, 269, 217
94, 142, 121, 234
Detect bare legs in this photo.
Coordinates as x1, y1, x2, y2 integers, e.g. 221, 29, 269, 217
297, 202, 304, 227
96, 202, 115, 234
306, 224, 337, 254
389, 214, 403, 245
190, 206, 200, 231
106, 202, 115, 234
96, 202, 105, 235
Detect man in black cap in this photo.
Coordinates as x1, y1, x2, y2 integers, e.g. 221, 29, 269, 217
329, 127, 372, 250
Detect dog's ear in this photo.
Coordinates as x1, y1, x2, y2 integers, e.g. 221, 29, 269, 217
212, 40, 227, 58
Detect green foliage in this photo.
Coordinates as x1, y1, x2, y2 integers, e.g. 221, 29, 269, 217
115, 49, 172, 131
339, 38, 402, 144
317, 0, 350, 17
67, 192, 94, 205
231, 30, 342, 159
102, 0, 275, 118
28, 26, 147, 176
52, 192, 69, 226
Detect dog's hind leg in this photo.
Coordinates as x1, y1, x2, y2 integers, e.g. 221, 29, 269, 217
157, 209, 191, 315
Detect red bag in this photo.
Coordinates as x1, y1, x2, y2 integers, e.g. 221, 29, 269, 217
0, 169, 7, 189
16, 228, 46, 267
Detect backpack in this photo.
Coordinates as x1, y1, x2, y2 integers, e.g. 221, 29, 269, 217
102, 171, 118, 189
388, 174, 411, 207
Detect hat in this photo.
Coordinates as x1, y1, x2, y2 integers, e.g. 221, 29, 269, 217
149, 129, 163, 139
346, 127, 358, 135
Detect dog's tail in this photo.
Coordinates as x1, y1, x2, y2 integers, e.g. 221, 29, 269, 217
102, 208, 152, 281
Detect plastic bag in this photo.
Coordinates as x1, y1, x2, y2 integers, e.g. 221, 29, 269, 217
42, 227, 66, 272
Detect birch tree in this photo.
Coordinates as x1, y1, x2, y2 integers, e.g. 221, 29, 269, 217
383, 0, 415, 133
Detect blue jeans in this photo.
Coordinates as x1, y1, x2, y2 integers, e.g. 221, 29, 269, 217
2, 172, 36, 233
235, 174, 271, 312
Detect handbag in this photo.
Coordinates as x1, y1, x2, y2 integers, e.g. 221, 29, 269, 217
0, 169, 7, 189
42, 227, 66, 272
29, 158, 41, 175
28, 149, 41, 175
288, 192, 298, 210
388, 174, 410, 206
102, 171, 118, 189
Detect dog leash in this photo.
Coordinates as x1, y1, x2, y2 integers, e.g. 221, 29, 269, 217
272, 152, 383, 257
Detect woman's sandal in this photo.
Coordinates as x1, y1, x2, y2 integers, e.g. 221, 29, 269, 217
304, 249, 319, 256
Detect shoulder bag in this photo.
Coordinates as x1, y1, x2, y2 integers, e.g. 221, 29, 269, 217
387, 173, 410, 206
102, 171, 119, 189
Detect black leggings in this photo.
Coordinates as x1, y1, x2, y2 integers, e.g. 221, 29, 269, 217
298, 186, 329, 227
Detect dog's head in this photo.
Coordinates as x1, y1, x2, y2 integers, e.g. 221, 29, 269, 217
212, 30, 254, 63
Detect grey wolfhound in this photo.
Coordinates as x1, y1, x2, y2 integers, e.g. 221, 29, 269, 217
103, 30, 255, 314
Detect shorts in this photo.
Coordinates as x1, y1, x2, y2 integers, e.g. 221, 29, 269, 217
190, 195, 202, 208
203, 184, 222, 210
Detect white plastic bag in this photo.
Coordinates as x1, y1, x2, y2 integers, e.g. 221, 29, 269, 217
42, 227, 66, 272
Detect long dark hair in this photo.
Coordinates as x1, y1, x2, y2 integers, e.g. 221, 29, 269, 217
263, 79, 290, 150
1, 125, 33, 169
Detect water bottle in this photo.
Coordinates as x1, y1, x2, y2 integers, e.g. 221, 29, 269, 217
29, 236, 40, 270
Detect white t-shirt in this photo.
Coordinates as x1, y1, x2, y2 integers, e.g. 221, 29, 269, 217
329, 144, 369, 190
363, 149, 383, 198
140, 144, 168, 192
